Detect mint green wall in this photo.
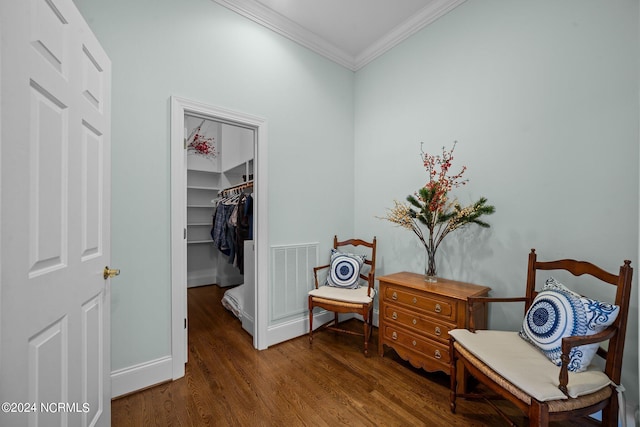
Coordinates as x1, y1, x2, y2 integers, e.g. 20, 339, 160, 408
74, 0, 355, 371
355, 0, 639, 406
76, 0, 639, 410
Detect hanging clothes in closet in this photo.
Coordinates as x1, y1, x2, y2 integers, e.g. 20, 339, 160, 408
211, 185, 253, 274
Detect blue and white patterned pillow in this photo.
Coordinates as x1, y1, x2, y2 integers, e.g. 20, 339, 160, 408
519, 277, 619, 372
325, 249, 366, 289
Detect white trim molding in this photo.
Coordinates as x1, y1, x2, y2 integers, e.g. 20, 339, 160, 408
170, 96, 269, 384
354, 0, 467, 70
213, 0, 355, 70
270, 311, 333, 348
212, 0, 467, 71
111, 356, 173, 398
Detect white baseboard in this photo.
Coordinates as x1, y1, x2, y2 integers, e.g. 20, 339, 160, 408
266, 311, 333, 347
187, 273, 215, 288
266, 309, 380, 348
242, 312, 254, 337
111, 355, 173, 398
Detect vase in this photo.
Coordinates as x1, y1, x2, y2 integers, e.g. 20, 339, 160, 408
425, 247, 437, 283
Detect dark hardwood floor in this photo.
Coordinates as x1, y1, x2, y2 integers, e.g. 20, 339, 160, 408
111, 285, 588, 426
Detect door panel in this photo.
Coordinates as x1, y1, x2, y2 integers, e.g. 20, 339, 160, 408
28, 318, 68, 427
82, 295, 104, 426
28, 80, 69, 276
81, 45, 106, 111
31, 0, 70, 76
81, 121, 103, 260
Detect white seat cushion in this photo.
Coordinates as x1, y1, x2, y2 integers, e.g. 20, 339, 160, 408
450, 329, 612, 402
308, 285, 375, 304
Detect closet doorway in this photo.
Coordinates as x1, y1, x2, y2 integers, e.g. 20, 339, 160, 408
170, 97, 269, 380
184, 115, 252, 290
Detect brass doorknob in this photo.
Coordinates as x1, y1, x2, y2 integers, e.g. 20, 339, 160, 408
103, 266, 120, 280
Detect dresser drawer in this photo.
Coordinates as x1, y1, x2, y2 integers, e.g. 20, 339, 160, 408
378, 273, 490, 388
383, 285, 455, 321
383, 305, 454, 344
381, 324, 451, 367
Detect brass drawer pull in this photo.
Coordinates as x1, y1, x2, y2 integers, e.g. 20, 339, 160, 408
434, 303, 441, 313
435, 326, 441, 336
392, 292, 398, 300
392, 331, 398, 340
412, 297, 417, 304
434, 350, 442, 359
412, 340, 417, 347
412, 318, 417, 325
392, 312, 398, 320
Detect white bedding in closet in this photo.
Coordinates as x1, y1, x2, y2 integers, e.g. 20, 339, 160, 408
221, 284, 244, 319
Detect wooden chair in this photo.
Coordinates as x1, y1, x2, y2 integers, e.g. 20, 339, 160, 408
449, 249, 633, 426
308, 236, 377, 356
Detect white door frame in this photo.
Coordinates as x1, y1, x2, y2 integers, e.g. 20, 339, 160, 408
170, 96, 269, 379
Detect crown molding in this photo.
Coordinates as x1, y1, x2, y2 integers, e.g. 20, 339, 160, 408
212, 0, 466, 71
354, 0, 468, 70
212, 0, 355, 69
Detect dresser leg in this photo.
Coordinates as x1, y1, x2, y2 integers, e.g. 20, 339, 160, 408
450, 338, 458, 413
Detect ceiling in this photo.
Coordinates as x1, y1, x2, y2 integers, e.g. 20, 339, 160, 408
212, 0, 467, 71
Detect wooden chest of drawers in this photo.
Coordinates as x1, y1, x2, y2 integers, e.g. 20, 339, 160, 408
378, 272, 490, 387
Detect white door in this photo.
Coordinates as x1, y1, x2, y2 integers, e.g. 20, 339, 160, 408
0, 0, 112, 426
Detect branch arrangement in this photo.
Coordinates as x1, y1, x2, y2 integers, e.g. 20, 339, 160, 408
381, 142, 495, 276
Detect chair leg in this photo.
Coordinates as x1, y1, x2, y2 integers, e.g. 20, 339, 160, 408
602, 394, 618, 427
308, 298, 313, 348
528, 401, 548, 427
362, 311, 370, 357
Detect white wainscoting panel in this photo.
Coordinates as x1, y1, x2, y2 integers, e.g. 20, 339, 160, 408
270, 243, 318, 322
